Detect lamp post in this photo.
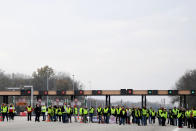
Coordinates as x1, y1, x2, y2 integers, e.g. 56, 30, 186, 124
46, 73, 49, 107
72, 74, 75, 91
24, 85, 34, 106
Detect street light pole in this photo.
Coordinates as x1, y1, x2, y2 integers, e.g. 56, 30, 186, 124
72, 74, 75, 91
47, 73, 49, 107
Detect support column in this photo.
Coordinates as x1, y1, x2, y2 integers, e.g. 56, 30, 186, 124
144, 95, 147, 107
184, 95, 187, 109
180, 96, 183, 107
108, 95, 111, 107
141, 95, 144, 108
105, 95, 108, 106
3, 96, 8, 104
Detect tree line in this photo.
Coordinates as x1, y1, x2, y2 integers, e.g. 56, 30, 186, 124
0, 65, 82, 91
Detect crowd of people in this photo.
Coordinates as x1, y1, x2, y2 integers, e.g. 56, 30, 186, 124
1, 103, 196, 129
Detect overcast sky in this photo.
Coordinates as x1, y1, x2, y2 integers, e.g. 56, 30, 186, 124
0, 0, 196, 104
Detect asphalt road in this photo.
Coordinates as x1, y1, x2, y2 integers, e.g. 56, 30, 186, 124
0, 117, 192, 131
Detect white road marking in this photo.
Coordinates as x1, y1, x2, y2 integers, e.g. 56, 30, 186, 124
172, 128, 180, 131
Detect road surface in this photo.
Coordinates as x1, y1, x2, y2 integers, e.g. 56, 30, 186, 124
0, 117, 192, 131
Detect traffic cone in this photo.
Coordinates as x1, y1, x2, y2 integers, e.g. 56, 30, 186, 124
0, 115, 2, 122
47, 115, 50, 122
77, 114, 79, 120
80, 116, 83, 123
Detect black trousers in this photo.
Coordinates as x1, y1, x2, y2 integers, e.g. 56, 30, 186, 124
9, 112, 14, 120
27, 113, 32, 121
58, 115, 62, 122
2, 113, 8, 121
187, 118, 192, 128
35, 114, 40, 122
151, 116, 155, 124
178, 118, 183, 127
116, 115, 120, 124
162, 117, 166, 126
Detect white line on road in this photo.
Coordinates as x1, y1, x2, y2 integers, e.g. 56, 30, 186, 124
173, 128, 180, 131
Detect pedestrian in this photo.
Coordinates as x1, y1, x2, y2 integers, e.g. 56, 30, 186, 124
73, 105, 78, 122
34, 104, 41, 122
26, 105, 33, 121
97, 106, 103, 124
151, 110, 156, 124
172, 107, 178, 126
41, 105, 46, 121
1, 103, 8, 122
8, 104, 15, 120
161, 108, 167, 126
116, 106, 121, 124
141, 107, 147, 126
89, 106, 95, 123
191, 107, 196, 129
119, 107, 127, 125
83, 107, 88, 123
177, 108, 184, 128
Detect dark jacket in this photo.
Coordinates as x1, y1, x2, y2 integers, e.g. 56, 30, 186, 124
34, 106, 41, 116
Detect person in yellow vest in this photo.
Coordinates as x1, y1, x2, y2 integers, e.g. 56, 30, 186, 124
151, 109, 156, 124
157, 107, 163, 125
97, 106, 103, 124
26, 105, 33, 121
41, 105, 47, 121
177, 108, 184, 128
53, 105, 58, 122
62, 104, 67, 123
141, 106, 147, 126
103, 106, 109, 123
172, 107, 178, 126
66, 105, 72, 123
135, 107, 141, 126
119, 107, 127, 125
89, 106, 95, 123
57, 106, 62, 122
73, 105, 78, 122
191, 107, 196, 129
47, 105, 53, 121
161, 108, 168, 126
83, 107, 88, 123
148, 107, 153, 124
79, 106, 84, 122
111, 106, 116, 117
1, 103, 8, 122
116, 106, 121, 124
8, 104, 15, 120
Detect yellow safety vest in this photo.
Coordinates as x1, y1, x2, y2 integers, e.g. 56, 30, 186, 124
83, 109, 88, 115
104, 108, 109, 114
2, 106, 8, 113
27, 107, 32, 112
41, 106, 46, 112
111, 108, 116, 114
74, 107, 78, 114
192, 110, 196, 117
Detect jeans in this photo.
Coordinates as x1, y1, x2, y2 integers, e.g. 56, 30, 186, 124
89, 113, 93, 123
136, 117, 140, 125
62, 113, 68, 123
120, 117, 125, 125
42, 112, 46, 121
149, 115, 152, 124
98, 115, 102, 123
142, 116, 147, 126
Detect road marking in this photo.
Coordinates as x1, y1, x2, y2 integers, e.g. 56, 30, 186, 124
173, 128, 180, 131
